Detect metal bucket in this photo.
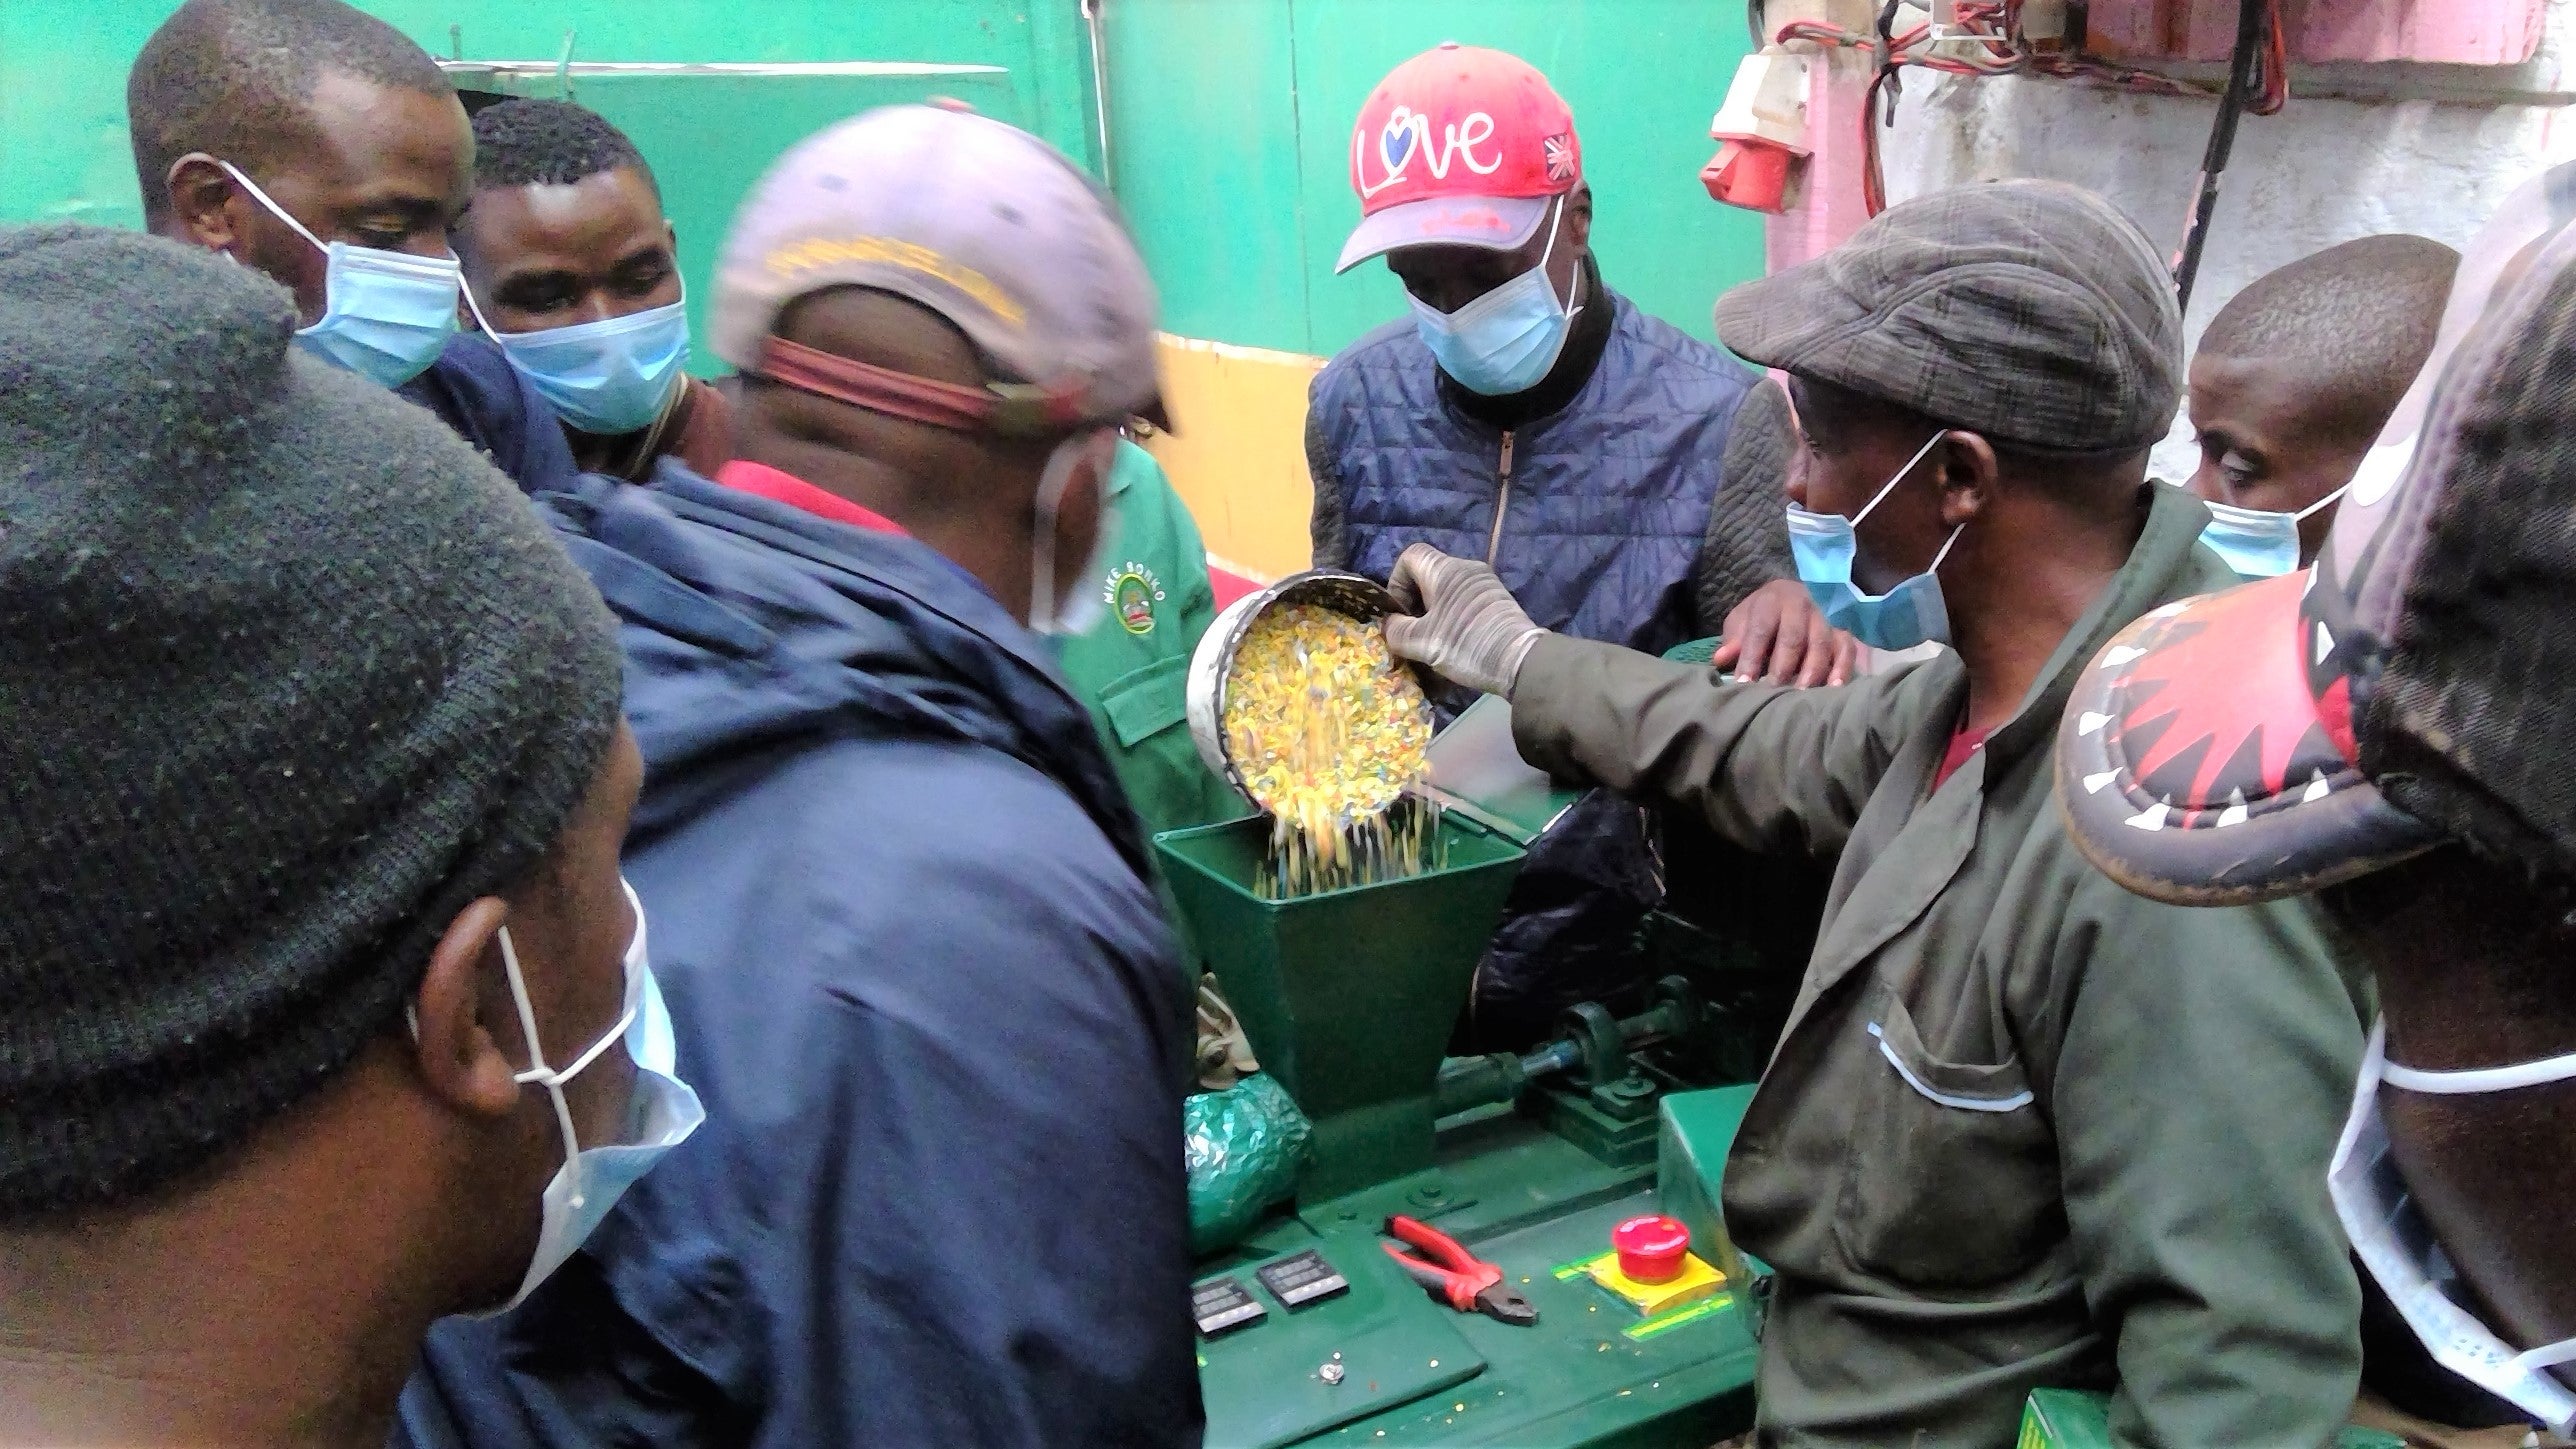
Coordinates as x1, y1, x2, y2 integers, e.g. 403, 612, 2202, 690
1184, 567, 1424, 809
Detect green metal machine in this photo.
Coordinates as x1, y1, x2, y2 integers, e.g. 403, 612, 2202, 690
1156, 699, 1774, 1448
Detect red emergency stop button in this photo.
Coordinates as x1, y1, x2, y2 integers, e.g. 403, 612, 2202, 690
1612, 1214, 1690, 1283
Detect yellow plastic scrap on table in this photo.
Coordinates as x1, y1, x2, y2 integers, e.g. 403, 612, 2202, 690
1220, 601, 1437, 897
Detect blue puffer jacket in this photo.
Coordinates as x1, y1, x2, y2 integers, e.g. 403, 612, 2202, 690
1311, 291, 1754, 658
1308, 291, 1757, 1047
397, 465, 1202, 1448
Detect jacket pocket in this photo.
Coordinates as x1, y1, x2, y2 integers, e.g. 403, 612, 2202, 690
1099, 654, 1191, 748
1831, 993, 2057, 1290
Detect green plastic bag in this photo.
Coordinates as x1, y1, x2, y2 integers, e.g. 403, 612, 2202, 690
1185, 1072, 1310, 1255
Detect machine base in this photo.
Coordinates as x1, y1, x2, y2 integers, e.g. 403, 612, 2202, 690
1195, 1091, 1762, 1448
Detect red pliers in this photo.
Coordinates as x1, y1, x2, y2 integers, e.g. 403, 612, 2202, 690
1381, 1214, 1539, 1325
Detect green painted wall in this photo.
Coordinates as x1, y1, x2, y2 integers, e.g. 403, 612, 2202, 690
1101, 0, 1768, 357
2, 2, 1098, 229
0, 1, 1099, 367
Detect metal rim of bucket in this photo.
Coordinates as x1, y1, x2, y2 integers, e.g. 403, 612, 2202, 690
1185, 568, 1432, 811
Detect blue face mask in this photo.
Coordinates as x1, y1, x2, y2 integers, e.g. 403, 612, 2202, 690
221, 162, 459, 389
1786, 431, 1965, 652
1407, 195, 1583, 397
2197, 486, 2346, 579
468, 878, 702, 1318
466, 284, 692, 436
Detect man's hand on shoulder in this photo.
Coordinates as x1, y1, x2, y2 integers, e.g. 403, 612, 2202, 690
1714, 578, 1860, 688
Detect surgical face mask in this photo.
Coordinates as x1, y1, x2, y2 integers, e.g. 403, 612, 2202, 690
2197, 485, 2348, 579
1406, 195, 1584, 397
2332, 1020, 2576, 1432
1029, 430, 1121, 637
219, 162, 460, 389
1785, 432, 1964, 652
470, 879, 704, 1317
463, 282, 692, 436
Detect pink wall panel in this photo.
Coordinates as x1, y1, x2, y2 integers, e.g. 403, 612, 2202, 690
2083, 0, 2543, 66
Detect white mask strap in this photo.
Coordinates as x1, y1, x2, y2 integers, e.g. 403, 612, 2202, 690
459, 275, 504, 338
1536, 192, 1565, 271
1028, 430, 1106, 630
2294, 480, 2355, 521
215, 161, 327, 256
1851, 432, 1948, 528
1538, 193, 1584, 322
1927, 521, 1968, 574
2381, 1042, 2576, 1095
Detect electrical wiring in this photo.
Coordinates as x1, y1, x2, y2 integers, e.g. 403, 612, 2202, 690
1771, 0, 2286, 217
2174, 0, 2273, 308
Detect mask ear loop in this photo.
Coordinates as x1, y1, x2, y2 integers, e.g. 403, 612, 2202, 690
459, 274, 505, 340
1027, 429, 1112, 631
1850, 431, 1949, 527
493, 913, 646, 1210
1537, 193, 1584, 321
2294, 480, 2354, 521
215, 161, 328, 257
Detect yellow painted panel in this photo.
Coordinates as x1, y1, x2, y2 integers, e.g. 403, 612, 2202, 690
1145, 333, 1324, 584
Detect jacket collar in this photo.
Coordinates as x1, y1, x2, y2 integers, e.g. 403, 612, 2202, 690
1976, 480, 2216, 781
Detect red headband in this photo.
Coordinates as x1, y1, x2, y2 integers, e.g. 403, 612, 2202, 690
752, 336, 1098, 438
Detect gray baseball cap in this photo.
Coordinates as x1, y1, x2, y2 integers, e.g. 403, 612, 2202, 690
1717, 179, 2180, 453
712, 104, 1165, 428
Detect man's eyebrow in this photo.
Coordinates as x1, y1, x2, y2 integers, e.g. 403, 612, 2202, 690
494, 265, 583, 297
610, 240, 676, 270
344, 190, 453, 225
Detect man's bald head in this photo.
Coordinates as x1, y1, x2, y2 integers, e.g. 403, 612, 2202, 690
2199, 234, 2459, 430
2188, 235, 2460, 557
128, 0, 453, 228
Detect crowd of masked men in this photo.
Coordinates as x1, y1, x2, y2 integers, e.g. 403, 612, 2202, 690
6, 4, 2575, 1447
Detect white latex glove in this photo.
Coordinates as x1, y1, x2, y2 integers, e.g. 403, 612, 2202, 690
1383, 543, 1549, 698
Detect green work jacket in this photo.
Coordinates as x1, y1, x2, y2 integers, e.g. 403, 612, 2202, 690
1511, 483, 2368, 1448
1056, 441, 1247, 839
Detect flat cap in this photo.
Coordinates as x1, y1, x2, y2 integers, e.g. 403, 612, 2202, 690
1717, 180, 2181, 452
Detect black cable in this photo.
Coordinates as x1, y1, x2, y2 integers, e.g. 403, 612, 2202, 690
2172, 0, 2268, 312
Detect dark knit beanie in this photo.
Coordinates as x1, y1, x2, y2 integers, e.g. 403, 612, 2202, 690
0, 225, 625, 1219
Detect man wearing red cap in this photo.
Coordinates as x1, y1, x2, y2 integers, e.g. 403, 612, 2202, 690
1310, 43, 1849, 1045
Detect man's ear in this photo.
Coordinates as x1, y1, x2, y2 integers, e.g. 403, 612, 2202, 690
165, 154, 244, 250
410, 896, 525, 1120
1936, 431, 1998, 529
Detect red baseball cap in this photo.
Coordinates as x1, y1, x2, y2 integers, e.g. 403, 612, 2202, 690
1336, 43, 1582, 274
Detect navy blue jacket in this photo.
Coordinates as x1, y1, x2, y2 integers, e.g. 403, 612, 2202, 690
397, 464, 1202, 1448
1305, 290, 1760, 1047
399, 332, 580, 497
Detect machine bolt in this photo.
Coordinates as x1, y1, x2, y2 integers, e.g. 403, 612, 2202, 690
1608, 1075, 1654, 1101
1406, 1184, 1449, 1208
1319, 1362, 1346, 1386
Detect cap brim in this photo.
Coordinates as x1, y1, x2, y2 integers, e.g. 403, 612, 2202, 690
2056, 568, 2442, 906
1713, 262, 1865, 374
1335, 195, 1551, 274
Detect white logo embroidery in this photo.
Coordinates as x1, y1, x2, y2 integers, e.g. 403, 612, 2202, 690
1354, 108, 1501, 199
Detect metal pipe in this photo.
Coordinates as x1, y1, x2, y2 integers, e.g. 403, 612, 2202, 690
2173, 0, 2269, 312
1433, 997, 1682, 1117
1081, 0, 1115, 187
